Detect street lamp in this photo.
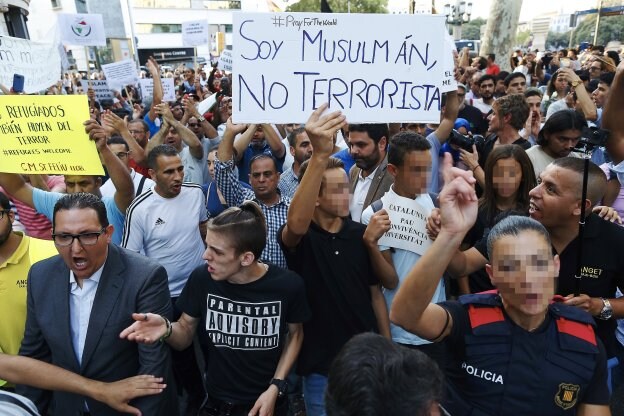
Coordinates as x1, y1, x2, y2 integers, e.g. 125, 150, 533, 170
444, 0, 472, 40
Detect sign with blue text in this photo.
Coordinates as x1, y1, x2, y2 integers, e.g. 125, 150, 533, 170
233, 12, 450, 123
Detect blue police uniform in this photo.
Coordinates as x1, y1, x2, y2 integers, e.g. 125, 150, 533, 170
440, 293, 609, 415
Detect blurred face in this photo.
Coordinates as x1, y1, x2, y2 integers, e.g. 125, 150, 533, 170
284, 123, 298, 134
554, 74, 569, 93
249, 158, 279, 200
251, 125, 266, 148
203, 231, 243, 281
506, 76, 526, 94
170, 104, 183, 121
317, 168, 350, 218
53, 208, 112, 280
589, 62, 602, 78
390, 150, 431, 198
529, 165, 581, 228
64, 175, 100, 194
526, 96, 541, 116
492, 157, 522, 199
479, 79, 495, 100
495, 79, 506, 95
108, 143, 131, 169
128, 122, 149, 147
291, 132, 313, 165
150, 154, 184, 198
349, 131, 385, 172
487, 230, 559, 317
591, 82, 610, 108
543, 129, 581, 158
207, 150, 218, 179
188, 116, 203, 138
165, 127, 182, 150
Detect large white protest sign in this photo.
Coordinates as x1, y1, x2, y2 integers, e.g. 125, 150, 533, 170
233, 12, 449, 124
102, 59, 139, 91
87, 80, 113, 101
182, 20, 209, 47
377, 192, 432, 256
441, 33, 458, 93
57, 13, 106, 47
138, 78, 176, 102
0, 36, 60, 93
218, 49, 233, 72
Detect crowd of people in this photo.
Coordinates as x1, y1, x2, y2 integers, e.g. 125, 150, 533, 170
0, 36, 624, 416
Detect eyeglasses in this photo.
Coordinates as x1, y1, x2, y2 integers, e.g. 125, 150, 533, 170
52, 228, 106, 247
115, 151, 131, 159
0, 210, 10, 220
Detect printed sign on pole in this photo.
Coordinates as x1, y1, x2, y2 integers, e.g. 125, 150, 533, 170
101, 59, 139, 91
87, 80, 113, 101
218, 49, 233, 72
138, 78, 176, 102
0, 95, 104, 175
57, 13, 107, 47
182, 20, 209, 47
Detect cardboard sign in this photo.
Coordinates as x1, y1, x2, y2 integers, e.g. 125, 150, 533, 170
182, 20, 209, 47
138, 78, 176, 102
101, 59, 139, 91
233, 12, 451, 124
218, 49, 233, 72
87, 80, 113, 101
0, 36, 61, 93
377, 192, 432, 255
57, 13, 106, 47
0, 95, 104, 175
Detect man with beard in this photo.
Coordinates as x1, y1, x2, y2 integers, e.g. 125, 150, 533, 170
234, 124, 286, 185
0, 192, 57, 390
279, 127, 313, 199
347, 123, 392, 222
457, 84, 488, 136
472, 75, 496, 117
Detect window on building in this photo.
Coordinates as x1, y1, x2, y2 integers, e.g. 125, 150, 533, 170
135, 23, 182, 34
50, 0, 61, 8
203, 0, 241, 10
134, 0, 191, 8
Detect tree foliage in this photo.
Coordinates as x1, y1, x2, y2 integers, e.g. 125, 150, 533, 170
516, 30, 531, 48
546, 31, 571, 49
460, 17, 486, 40
286, 0, 387, 13
573, 14, 624, 46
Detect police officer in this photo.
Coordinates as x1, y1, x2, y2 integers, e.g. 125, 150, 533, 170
391, 156, 610, 415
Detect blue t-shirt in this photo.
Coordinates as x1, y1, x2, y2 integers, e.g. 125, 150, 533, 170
332, 148, 355, 174
427, 132, 442, 193
32, 188, 126, 245
237, 142, 285, 184
144, 112, 162, 138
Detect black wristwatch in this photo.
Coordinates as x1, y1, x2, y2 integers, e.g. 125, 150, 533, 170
270, 378, 288, 397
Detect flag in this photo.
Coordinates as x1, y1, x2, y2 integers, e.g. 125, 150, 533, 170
57, 13, 106, 46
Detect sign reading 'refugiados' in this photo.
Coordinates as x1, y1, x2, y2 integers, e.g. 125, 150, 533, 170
0, 95, 104, 176
233, 12, 452, 124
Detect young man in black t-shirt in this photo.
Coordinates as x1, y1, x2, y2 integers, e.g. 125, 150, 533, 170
121, 202, 310, 416
279, 104, 391, 416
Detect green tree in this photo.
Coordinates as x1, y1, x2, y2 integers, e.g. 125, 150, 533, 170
573, 14, 624, 45
515, 29, 531, 47
546, 31, 571, 49
286, 0, 387, 13
460, 17, 486, 40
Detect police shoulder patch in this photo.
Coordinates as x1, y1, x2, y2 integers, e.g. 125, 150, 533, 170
554, 383, 580, 410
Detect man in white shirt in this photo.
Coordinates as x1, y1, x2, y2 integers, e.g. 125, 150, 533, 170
472, 74, 496, 117
100, 136, 155, 198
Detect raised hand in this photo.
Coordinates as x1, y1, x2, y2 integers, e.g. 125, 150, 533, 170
83, 119, 109, 152
438, 153, 478, 236
119, 313, 167, 344
304, 103, 346, 157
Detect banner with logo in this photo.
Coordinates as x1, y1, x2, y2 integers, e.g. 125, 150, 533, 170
0, 36, 61, 93
58, 13, 106, 47
138, 78, 176, 102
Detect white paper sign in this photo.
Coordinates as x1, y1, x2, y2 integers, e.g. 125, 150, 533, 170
233, 12, 447, 124
87, 80, 113, 101
441, 33, 458, 93
377, 192, 432, 255
182, 20, 209, 47
138, 78, 176, 102
101, 59, 139, 91
218, 49, 233, 72
0, 36, 61, 93
57, 13, 106, 47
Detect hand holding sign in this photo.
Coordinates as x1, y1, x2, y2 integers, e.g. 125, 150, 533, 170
225, 117, 249, 136
304, 103, 346, 158
364, 209, 391, 246
83, 120, 109, 153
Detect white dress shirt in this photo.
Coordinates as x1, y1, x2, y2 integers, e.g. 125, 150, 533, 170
349, 166, 378, 222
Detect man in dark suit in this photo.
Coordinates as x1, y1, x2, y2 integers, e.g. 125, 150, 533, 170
347, 123, 393, 222
17, 192, 177, 416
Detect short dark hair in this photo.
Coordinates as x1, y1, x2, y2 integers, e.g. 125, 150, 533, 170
287, 127, 306, 147
207, 201, 266, 259
106, 135, 129, 151
348, 123, 389, 145
487, 53, 496, 62
475, 56, 488, 70
0, 191, 10, 210
524, 87, 543, 100
478, 74, 496, 86
496, 71, 510, 82
128, 119, 149, 133
52, 193, 109, 232
299, 157, 345, 196
599, 72, 615, 87
487, 215, 550, 259
504, 72, 526, 88
550, 157, 607, 207
494, 94, 530, 130
249, 154, 278, 172
147, 144, 179, 170
387, 131, 431, 167
537, 110, 586, 146
326, 333, 443, 416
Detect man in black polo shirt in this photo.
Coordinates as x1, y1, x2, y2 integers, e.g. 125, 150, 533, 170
444, 157, 624, 358
278, 104, 390, 416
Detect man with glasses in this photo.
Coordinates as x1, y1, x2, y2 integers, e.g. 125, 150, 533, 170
0, 192, 57, 391
100, 136, 154, 199
16, 192, 177, 416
